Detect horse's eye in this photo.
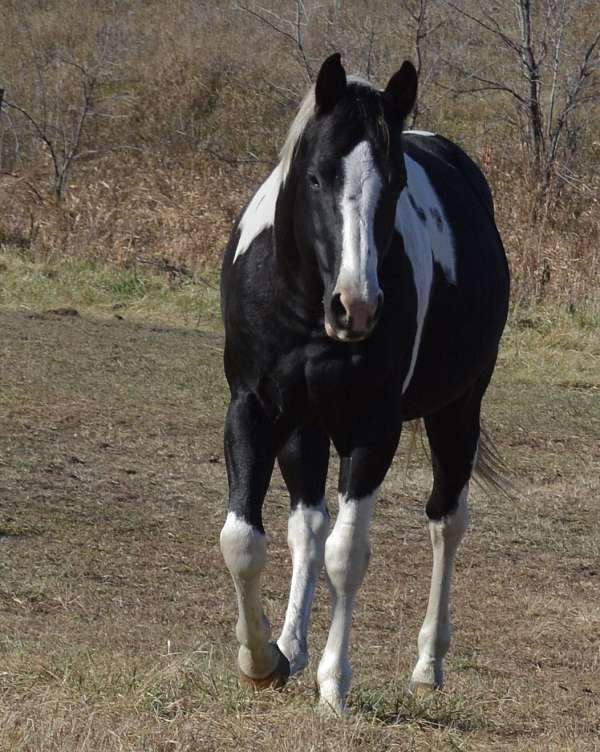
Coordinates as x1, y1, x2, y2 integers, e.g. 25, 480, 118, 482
308, 172, 320, 190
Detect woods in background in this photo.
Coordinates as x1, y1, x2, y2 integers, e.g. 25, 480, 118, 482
1, 0, 599, 305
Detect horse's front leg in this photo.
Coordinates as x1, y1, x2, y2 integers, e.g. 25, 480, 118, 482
276, 423, 331, 675
318, 416, 401, 713
220, 391, 290, 688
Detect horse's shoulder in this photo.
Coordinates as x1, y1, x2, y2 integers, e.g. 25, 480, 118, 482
402, 132, 495, 217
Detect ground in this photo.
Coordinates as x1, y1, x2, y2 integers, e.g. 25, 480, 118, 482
0, 257, 599, 751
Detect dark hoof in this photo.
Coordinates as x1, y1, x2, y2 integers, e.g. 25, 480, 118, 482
239, 648, 290, 690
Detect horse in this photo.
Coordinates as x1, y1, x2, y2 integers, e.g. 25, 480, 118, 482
219, 53, 509, 714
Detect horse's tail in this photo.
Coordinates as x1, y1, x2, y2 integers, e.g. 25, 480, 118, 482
473, 424, 516, 500
405, 420, 515, 500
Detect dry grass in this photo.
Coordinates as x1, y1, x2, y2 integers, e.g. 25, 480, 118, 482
1, 9, 599, 747
0, 255, 598, 750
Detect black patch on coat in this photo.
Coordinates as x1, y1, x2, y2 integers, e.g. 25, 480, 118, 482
408, 192, 427, 222
430, 206, 443, 230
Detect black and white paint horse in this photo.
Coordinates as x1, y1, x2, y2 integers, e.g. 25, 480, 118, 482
219, 54, 509, 713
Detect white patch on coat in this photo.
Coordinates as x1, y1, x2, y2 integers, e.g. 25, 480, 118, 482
233, 163, 283, 262
403, 129, 435, 137
334, 141, 383, 301
409, 485, 469, 691
396, 153, 456, 393
403, 154, 456, 283
317, 489, 377, 714
220, 512, 280, 678
396, 186, 434, 393
277, 501, 329, 675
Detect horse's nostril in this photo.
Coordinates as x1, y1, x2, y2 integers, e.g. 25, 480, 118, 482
331, 293, 348, 325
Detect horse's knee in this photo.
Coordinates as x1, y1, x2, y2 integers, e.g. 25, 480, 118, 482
324, 493, 375, 593
220, 512, 266, 581
324, 524, 370, 593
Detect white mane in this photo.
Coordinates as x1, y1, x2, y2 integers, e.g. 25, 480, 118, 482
279, 86, 316, 181
279, 76, 375, 181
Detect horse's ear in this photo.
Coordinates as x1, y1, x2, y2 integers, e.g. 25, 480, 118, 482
315, 53, 347, 115
383, 61, 418, 119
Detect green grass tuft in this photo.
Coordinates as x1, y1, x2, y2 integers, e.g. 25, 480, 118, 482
352, 684, 485, 733
0, 247, 221, 329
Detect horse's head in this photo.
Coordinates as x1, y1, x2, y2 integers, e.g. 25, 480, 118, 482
291, 54, 417, 342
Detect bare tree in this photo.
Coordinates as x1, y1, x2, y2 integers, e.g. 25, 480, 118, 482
444, 0, 600, 195
399, 0, 445, 128
2, 61, 98, 201
0, 9, 128, 202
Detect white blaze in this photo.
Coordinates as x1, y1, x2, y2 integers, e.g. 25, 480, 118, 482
336, 141, 382, 298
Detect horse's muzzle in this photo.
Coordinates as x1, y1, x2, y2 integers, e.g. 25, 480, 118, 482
325, 289, 383, 341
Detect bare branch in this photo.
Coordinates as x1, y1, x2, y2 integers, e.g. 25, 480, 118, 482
365, 16, 376, 81
0, 170, 46, 203
236, 2, 313, 81
515, 0, 546, 167
546, 0, 568, 141
3, 42, 116, 200
441, 63, 528, 105
58, 73, 95, 197
443, 0, 523, 54
546, 27, 600, 171
294, 0, 313, 82
3, 98, 60, 173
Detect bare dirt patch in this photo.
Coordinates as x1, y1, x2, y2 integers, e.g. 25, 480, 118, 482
0, 309, 598, 751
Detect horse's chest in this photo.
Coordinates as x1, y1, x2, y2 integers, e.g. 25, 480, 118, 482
260, 343, 391, 419
304, 346, 393, 405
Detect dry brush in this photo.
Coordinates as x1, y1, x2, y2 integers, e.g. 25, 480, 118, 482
0, 0, 599, 306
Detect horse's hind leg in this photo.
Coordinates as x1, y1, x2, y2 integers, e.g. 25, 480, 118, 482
277, 422, 330, 675
409, 384, 485, 694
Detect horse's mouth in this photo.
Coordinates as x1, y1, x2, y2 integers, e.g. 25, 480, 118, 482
324, 320, 371, 343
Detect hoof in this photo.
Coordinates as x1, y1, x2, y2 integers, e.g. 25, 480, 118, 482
276, 638, 308, 677
409, 681, 439, 698
317, 697, 346, 718
239, 648, 290, 690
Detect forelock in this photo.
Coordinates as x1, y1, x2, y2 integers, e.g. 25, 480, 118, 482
279, 76, 391, 180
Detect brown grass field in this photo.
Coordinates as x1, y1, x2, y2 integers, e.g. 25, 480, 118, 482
0, 259, 598, 751
1, 3, 599, 747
